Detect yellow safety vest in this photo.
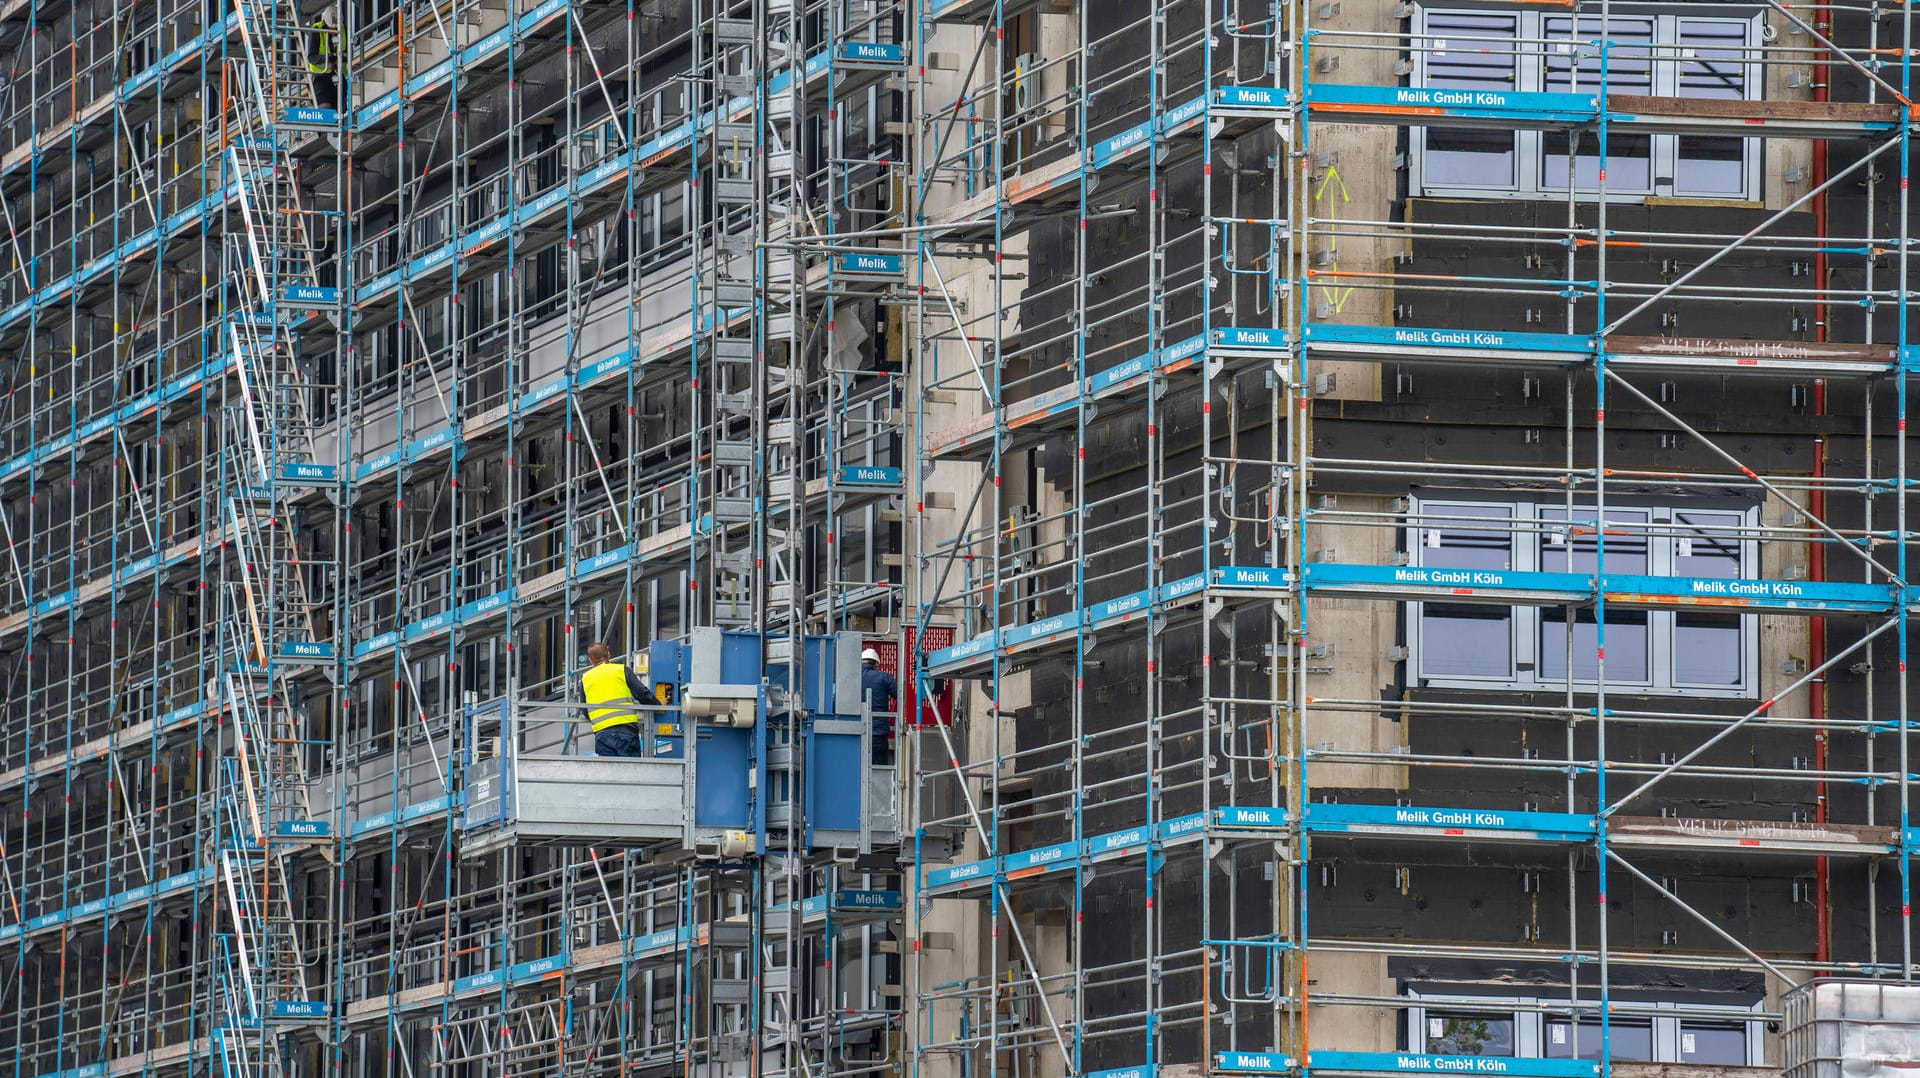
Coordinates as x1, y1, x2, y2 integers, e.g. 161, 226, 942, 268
583, 662, 641, 731
307, 21, 334, 75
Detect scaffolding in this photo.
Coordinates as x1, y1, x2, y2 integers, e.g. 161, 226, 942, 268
0, 0, 910, 1073
909, 1, 1920, 1077
1, 0, 1917, 1076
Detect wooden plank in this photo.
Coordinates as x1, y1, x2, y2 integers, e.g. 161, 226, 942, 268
929, 152, 1082, 227
1613, 1065, 1779, 1078
1607, 335, 1896, 366
1608, 94, 1899, 125
1610, 815, 1896, 854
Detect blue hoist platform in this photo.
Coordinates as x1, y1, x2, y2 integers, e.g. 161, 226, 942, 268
458, 629, 897, 858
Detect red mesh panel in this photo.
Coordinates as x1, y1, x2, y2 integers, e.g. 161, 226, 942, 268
866, 627, 956, 726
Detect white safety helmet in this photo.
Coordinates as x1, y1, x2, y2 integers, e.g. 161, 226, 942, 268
861, 648, 881, 664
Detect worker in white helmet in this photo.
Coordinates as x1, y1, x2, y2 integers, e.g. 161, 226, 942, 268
306, 4, 340, 111
859, 646, 898, 764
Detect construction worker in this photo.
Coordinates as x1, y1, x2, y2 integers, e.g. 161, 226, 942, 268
582, 641, 652, 757
860, 647, 898, 765
307, 6, 339, 111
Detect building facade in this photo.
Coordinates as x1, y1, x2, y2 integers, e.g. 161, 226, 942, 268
0, 0, 1909, 1074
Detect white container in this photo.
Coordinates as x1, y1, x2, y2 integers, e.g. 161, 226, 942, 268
1784, 980, 1920, 1078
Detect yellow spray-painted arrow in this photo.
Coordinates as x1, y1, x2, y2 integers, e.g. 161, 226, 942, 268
1311, 166, 1356, 313
1313, 165, 1350, 204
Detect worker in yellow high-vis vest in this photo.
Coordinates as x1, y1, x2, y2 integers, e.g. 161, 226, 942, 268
582, 641, 652, 757
306, 6, 339, 110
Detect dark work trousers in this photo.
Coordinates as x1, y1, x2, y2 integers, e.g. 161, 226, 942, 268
594, 723, 644, 758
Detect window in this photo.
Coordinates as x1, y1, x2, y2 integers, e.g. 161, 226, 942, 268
1421, 12, 1520, 189
1419, 503, 1516, 679
1679, 1020, 1748, 1064
1546, 1017, 1652, 1061
1427, 1012, 1514, 1056
1413, 8, 1762, 201
1410, 497, 1758, 696
637, 185, 692, 271
1408, 992, 1759, 1063
1539, 506, 1650, 684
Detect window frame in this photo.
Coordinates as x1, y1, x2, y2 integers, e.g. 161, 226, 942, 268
1543, 1013, 1654, 1062
1410, 6, 1765, 202
1407, 497, 1760, 697
1410, 499, 1521, 683
1406, 990, 1763, 1064
1421, 1003, 1527, 1056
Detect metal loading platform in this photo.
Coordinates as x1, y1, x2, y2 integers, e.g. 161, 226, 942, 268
459, 627, 897, 859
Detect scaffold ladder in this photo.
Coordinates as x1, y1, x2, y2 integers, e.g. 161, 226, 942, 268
225, 0, 342, 485
213, 756, 322, 1078
213, 442, 334, 1067
692, 7, 769, 631
225, 138, 336, 484
212, 5, 344, 1056
231, 0, 339, 128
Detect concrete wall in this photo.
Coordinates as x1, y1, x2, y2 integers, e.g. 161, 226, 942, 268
911, 11, 1044, 1078
1303, 496, 1406, 792
1306, 951, 1396, 1053
1302, 2, 1400, 404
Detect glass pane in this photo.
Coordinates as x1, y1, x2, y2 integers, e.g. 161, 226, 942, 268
1423, 605, 1513, 678
1680, 1021, 1748, 1064
1676, 20, 1750, 100
1541, 508, 1649, 575
1541, 17, 1652, 192
1425, 1012, 1514, 1056
1424, 504, 1513, 571
1545, 1018, 1652, 1061
662, 187, 686, 242
1420, 504, 1514, 678
1422, 13, 1518, 188
1675, 137, 1745, 194
1673, 512, 1743, 577
1672, 513, 1744, 686
1426, 128, 1518, 188
1675, 612, 1742, 686
1541, 132, 1651, 192
1544, 17, 1654, 96
1429, 12, 1520, 89
1675, 21, 1752, 195
1541, 609, 1649, 682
